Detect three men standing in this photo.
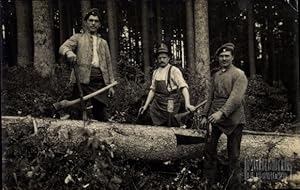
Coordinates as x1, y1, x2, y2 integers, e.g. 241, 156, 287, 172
59, 10, 248, 188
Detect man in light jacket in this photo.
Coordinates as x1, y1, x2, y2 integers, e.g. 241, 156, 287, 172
59, 8, 115, 121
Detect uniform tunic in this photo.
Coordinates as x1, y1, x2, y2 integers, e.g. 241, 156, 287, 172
203, 64, 248, 135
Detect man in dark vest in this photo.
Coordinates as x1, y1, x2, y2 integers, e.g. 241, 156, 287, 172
139, 43, 195, 126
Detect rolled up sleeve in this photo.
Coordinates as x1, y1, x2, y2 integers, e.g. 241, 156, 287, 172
149, 71, 157, 91
172, 67, 188, 89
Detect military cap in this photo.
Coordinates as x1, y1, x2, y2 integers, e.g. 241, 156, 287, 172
214, 43, 235, 57
84, 8, 101, 21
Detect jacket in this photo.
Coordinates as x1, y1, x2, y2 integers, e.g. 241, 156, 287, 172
59, 32, 115, 85
203, 64, 248, 134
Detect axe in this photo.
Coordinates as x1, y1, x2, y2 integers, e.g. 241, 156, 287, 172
174, 99, 207, 127
53, 81, 118, 110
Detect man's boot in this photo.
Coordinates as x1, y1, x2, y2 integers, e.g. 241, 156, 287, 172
203, 159, 218, 189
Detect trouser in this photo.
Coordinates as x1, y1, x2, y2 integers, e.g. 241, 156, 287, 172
203, 124, 243, 190
90, 98, 108, 121
71, 85, 108, 122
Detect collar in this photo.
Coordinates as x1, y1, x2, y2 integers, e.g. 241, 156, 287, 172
85, 32, 101, 38
220, 64, 233, 73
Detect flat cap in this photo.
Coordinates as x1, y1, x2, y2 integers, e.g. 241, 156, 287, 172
84, 8, 101, 21
214, 43, 235, 57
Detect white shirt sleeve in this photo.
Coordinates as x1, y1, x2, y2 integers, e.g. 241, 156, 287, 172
149, 70, 157, 91
169, 67, 188, 91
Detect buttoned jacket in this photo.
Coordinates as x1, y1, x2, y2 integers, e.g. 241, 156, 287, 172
203, 65, 248, 134
59, 32, 115, 85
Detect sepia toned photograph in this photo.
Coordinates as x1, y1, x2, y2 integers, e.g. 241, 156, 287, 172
1, 0, 299, 189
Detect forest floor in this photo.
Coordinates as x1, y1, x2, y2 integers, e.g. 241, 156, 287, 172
2, 65, 300, 189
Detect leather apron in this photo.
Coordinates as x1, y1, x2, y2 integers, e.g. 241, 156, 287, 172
150, 66, 180, 126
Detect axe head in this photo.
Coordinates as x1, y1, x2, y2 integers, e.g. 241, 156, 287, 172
52, 100, 68, 110
174, 114, 185, 127
53, 102, 62, 110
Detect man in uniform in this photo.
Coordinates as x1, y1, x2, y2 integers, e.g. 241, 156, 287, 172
200, 43, 248, 190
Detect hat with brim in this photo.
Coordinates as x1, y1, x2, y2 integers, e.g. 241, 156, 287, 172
84, 8, 101, 21
155, 43, 171, 57
214, 43, 235, 57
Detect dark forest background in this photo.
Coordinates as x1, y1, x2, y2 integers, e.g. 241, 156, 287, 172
1, 0, 299, 129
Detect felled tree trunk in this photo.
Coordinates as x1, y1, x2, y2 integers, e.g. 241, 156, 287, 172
2, 116, 300, 161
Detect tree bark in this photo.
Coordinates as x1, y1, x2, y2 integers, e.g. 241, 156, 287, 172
5, 1, 17, 66
184, 0, 195, 76
247, 0, 256, 78
80, 0, 91, 25
32, 0, 55, 77
270, 32, 277, 85
262, 18, 270, 83
15, 0, 33, 67
58, 0, 65, 44
106, 0, 118, 75
291, 16, 300, 121
155, 0, 162, 44
134, 0, 141, 65
141, 0, 151, 81
80, 0, 91, 33
2, 116, 300, 161
0, 0, 5, 67
194, 0, 211, 104
58, 0, 73, 44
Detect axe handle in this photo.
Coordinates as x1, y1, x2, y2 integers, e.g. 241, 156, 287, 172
193, 99, 208, 112
175, 99, 207, 118
72, 62, 87, 120
207, 123, 212, 143
173, 100, 207, 127
53, 81, 118, 110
